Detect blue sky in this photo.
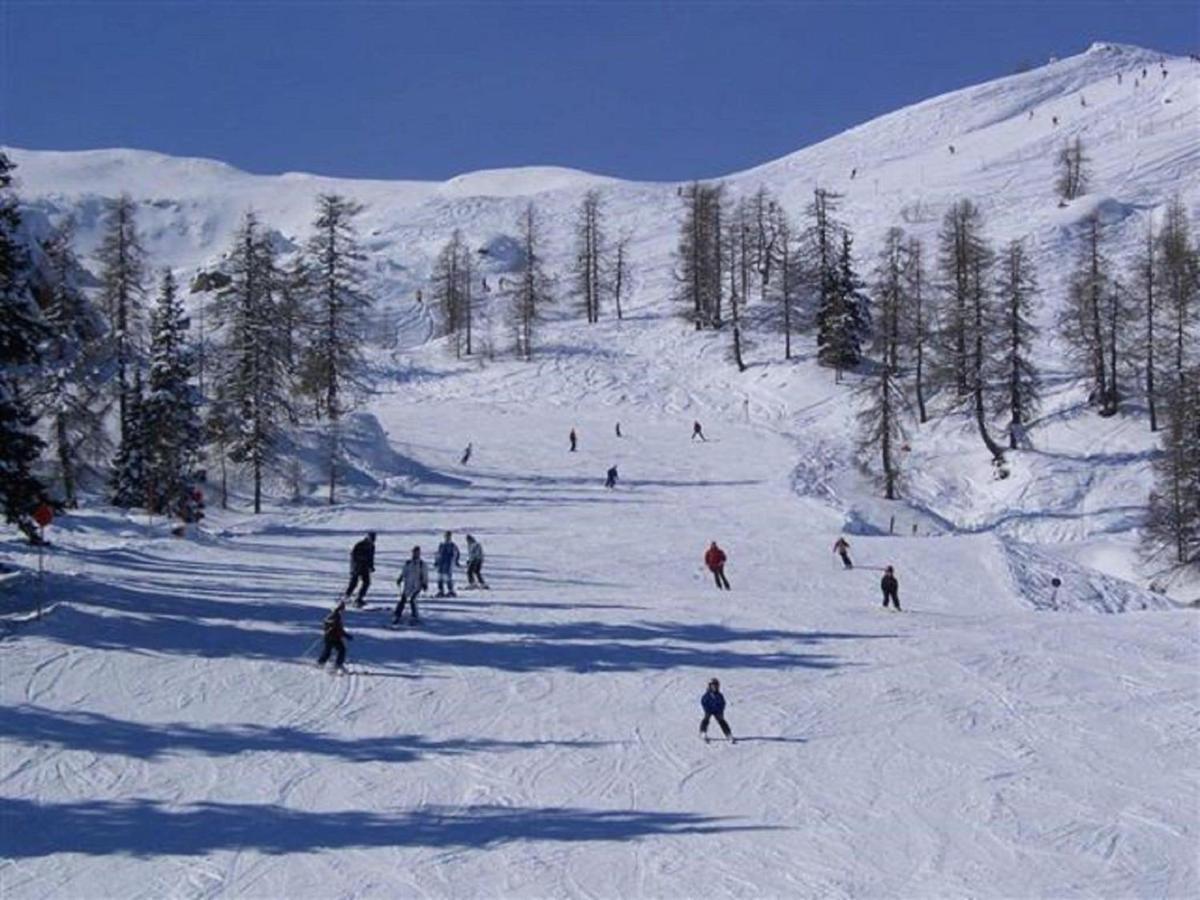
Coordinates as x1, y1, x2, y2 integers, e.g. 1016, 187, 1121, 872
2, 1, 1195, 181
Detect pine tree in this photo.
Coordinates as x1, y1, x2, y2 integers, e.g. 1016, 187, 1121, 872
607, 231, 631, 321
432, 230, 470, 356
818, 230, 870, 375
859, 227, 910, 499
1156, 196, 1199, 397
674, 182, 723, 329
1147, 365, 1200, 564
936, 199, 1004, 460
1055, 137, 1090, 202
1061, 214, 1116, 415
572, 190, 605, 323
0, 152, 51, 539
507, 202, 553, 361
771, 208, 799, 360
96, 194, 147, 446
214, 212, 292, 513
904, 235, 930, 423
750, 186, 781, 303
143, 269, 202, 516
40, 220, 110, 507
996, 238, 1041, 449
1131, 218, 1161, 431
724, 198, 751, 371
110, 369, 148, 508
300, 194, 373, 505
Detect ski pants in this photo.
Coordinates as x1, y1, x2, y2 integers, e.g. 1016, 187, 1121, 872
700, 713, 732, 738
345, 569, 371, 604
882, 587, 900, 610
437, 569, 455, 594
395, 590, 422, 620
711, 566, 731, 590
467, 559, 487, 587
838, 550, 853, 569
318, 637, 346, 668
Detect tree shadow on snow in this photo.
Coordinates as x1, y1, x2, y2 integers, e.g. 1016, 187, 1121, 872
0, 704, 615, 764
0, 798, 780, 859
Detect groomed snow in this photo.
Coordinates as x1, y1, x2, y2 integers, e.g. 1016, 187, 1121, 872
1, 42, 1198, 898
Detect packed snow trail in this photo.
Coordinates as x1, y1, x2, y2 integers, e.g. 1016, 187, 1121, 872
2, 398, 1196, 898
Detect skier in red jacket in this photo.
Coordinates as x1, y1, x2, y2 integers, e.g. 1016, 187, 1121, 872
705, 541, 730, 590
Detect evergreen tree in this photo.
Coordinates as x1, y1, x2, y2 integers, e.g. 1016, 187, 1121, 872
0, 151, 51, 539
300, 195, 373, 505
214, 212, 292, 513
936, 199, 1005, 460
674, 182, 723, 329
144, 269, 202, 516
1156, 196, 1199, 395
904, 235, 931, 423
750, 186, 781, 303
96, 194, 147, 445
110, 369, 148, 508
1061, 214, 1117, 415
771, 208, 799, 360
1055, 137, 1091, 202
1147, 365, 1200, 564
572, 190, 605, 323
859, 227, 910, 499
818, 230, 870, 375
996, 239, 1041, 449
1131, 218, 1161, 431
432, 230, 470, 356
507, 202, 554, 361
724, 198, 751, 371
40, 220, 110, 507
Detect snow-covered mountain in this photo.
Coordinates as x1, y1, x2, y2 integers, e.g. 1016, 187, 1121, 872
1, 42, 1197, 899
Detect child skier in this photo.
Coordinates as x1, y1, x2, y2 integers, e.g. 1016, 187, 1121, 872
465, 535, 489, 589
700, 678, 735, 742
344, 531, 376, 607
605, 465, 619, 489
317, 600, 352, 672
833, 536, 853, 569
705, 541, 730, 590
394, 546, 429, 625
881, 565, 901, 611
435, 531, 461, 597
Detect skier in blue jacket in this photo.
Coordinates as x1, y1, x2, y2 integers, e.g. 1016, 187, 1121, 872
700, 678, 735, 742
435, 531, 461, 597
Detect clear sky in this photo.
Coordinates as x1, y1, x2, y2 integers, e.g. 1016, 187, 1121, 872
2, 1, 1196, 182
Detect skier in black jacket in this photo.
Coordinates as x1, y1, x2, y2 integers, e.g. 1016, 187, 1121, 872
345, 532, 377, 607
317, 600, 352, 672
881, 565, 901, 611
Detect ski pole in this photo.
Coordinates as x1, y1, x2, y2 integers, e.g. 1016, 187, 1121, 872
301, 636, 322, 657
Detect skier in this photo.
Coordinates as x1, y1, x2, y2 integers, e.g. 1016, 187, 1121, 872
850, 167, 857, 180
881, 565, 901, 611
692, 420, 707, 442
700, 678, 735, 743
435, 531, 461, 597
615, 422, 622, 438
394, 546, 429, 625
465, 535, 489, 589
344, 531, 377, 607
605, 465, 619, 489
569, 428, 578, 452
705, 541, 731, 590
1052, 115, 1059, 126
461, 442, 473, 465
317, 600, 352, 672
833, 536, 853, 569
948, 144, 956, 155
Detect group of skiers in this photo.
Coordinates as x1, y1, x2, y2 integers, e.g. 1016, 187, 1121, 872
320, 530, 490, 672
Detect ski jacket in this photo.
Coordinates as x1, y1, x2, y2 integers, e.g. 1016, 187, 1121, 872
467, 541, 484, 564
435, 541, 460, 573
881, 574, 898, 595
323, 610, 348, 641
833, 538, 850, 553
704, 546, 726, 571
398, 559, 429, 594
701, 689, 726, 716
350, 538, 375, 574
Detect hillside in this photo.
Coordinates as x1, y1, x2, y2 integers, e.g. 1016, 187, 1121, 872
1, 42, 1198, 899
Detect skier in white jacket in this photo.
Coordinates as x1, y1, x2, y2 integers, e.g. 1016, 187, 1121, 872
393, 546, 429, 625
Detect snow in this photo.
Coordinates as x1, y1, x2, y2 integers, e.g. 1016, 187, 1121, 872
2, 43, 1199, 898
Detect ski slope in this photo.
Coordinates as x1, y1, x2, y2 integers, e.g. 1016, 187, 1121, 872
2, 41, 1199, 898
